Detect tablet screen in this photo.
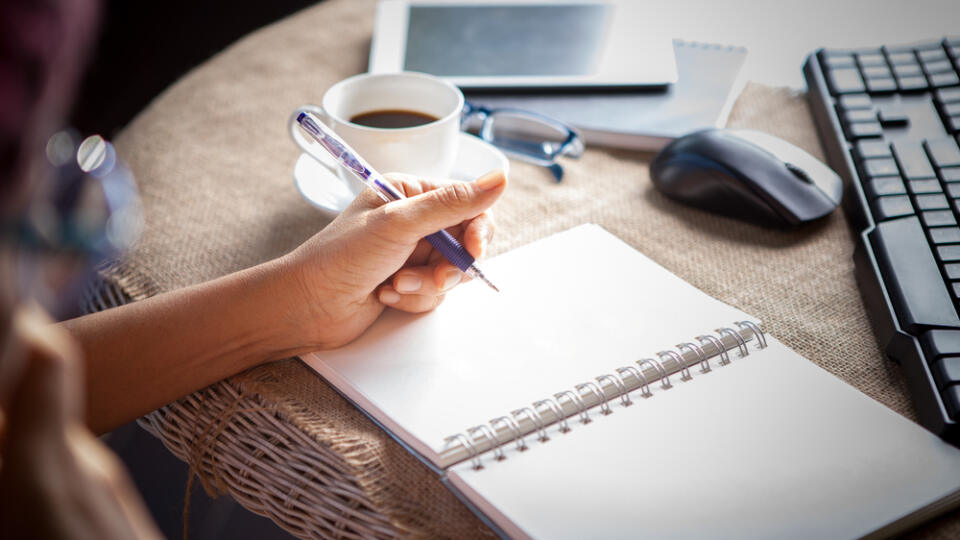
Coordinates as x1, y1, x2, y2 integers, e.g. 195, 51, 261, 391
403, 5, 610, 77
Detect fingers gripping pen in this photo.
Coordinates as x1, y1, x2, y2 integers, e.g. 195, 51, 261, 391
295, 111, 499, 292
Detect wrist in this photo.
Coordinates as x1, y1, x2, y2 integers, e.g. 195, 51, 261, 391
253, 254, 323, 358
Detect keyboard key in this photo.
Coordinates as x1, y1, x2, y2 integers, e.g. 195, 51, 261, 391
898, 76, 929, 92
917, 193, 950, 210
866, 77, 898, 94
944, 386, 960, 419
933, 357, 960, 386
927, 138, 960, 167
943, 102, 960, 116
873, 195, 914, 221
876, 104, 909, 126
864, 158, 899, 177
948, 265, 960, 280
910, 179, 944, 194
858, 52, 887, 66
938, 88, 960, 103
924, 210, 957, 227
953, 283, 960, 300
897, 75, 930, 92
943, 167, 960, 182
824, 54, 856, 69
839, 94, 872, 109
894, 140, 937, 179
932, 228, 960, 245
948, 116, 960, 133
888, 52, 917, 65
924, 60, 955, 74
856, 140, 891, 159
919, 48, 949, 63
931, 72, 960, 88
870, 217, 960, 331
893, 60, 923, 77
863, 65, 892, 78
947, 183, 960, 197
922, 329, 960, 358
941, 245, 960, 262
893, 63, 922, 77
873, 195, 914, 219
828, 68, 866, 94
846, 121, 883, 139
939, 245, 960, 261
844, 109, 876, 123
865, 176, 906, 197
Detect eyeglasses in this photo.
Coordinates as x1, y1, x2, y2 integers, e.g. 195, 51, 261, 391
461, 102, 584, 182
3, 130, 142, 318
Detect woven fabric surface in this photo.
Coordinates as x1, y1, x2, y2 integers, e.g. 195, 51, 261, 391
106, 0, 960, 537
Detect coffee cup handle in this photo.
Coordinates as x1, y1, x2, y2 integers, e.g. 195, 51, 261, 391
289, 105, 339, 171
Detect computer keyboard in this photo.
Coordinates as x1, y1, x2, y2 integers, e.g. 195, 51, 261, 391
804, 37, 960, 443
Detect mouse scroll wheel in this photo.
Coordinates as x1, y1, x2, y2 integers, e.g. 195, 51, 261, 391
785, 162, 813, 184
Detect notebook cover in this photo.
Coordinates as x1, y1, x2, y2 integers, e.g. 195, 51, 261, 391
466, 40, 748, 151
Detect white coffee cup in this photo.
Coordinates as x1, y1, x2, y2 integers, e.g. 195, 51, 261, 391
289, 72, 465, 196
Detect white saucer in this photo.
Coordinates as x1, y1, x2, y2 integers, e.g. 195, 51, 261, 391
294, 132, 510, 218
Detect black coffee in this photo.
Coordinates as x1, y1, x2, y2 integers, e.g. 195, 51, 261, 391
350, 109, 438, 129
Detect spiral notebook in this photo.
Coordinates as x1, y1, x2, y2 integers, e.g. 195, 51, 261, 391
303, 225, 960, 539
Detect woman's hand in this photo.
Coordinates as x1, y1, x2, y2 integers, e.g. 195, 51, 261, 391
282, 170, 507, 350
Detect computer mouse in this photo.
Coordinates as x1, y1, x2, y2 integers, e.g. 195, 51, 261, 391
650, 128, 843, 227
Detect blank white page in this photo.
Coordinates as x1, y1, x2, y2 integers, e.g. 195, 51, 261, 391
303, 224, 750, 468
447, 337, 960, 539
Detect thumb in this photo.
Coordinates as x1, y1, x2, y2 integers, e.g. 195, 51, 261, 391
381, 170, 507, 244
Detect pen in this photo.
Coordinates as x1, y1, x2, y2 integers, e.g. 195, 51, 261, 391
295, 111, 500, 292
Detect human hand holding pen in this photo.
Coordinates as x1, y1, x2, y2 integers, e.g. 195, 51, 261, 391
282, 170, 507, 349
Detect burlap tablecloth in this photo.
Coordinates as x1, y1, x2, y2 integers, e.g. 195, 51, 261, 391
105, 0, 960, 537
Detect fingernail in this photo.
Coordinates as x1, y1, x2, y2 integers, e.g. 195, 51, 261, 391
479, 237, 488, 257
395, 274, 422, 293
442, 269, 461, 290
475, 170, 505, 191
380, 290, 400, 304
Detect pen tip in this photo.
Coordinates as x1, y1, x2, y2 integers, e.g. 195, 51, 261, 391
479, 274, 500, 292
467, 264, 500, 292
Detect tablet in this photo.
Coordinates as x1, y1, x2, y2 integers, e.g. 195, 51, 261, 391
369, 0, 678, 89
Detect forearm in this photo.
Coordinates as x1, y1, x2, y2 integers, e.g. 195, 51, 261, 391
61, 257, 311, 434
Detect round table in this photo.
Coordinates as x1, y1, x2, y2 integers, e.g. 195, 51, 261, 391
103, 0, 960, 537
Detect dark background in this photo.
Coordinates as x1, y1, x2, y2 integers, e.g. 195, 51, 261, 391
77, 2, 317, 538
71, 0, 318, 138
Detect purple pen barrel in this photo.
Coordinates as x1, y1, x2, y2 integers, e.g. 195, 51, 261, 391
426, 230, 475, 271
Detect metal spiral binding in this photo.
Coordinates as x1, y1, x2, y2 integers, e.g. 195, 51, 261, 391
490, 415, 527, 451
445, 432, 483, 470
716, 327, 749, 357
534, 398, 569, 433
737, 320, 767, 349
616, 365, 652, 398
443, 321, 766, 469
596, 373, 631, 407
555, 390, 591, 424
638, 357, 671, 389
511, 406, 548, 442
467, 424, 504, 461
677, 342, 710, 373
577, 380, 613, 414
697, 333, 730, 365
659, 349, 691, 381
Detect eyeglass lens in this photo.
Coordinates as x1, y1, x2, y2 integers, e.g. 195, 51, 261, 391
482, 111, 573, 163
